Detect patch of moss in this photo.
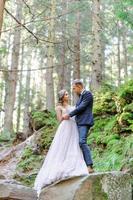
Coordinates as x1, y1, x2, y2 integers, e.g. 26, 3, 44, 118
92, 177, 108, 200
88, 80, 133, 172
118, 80, 133, 106
14, 173, 37, 187
31, 110, 58, 130
88, 116, 119, 146
89, 119, 133, 171
94, 91, 117, 116
36, 125, 58, 150
17, 146, 44, 173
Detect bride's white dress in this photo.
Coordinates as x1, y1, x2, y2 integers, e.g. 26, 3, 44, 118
34, 106, 88, 194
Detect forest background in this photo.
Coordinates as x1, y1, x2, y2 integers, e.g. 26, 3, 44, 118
0, 0, 132, 185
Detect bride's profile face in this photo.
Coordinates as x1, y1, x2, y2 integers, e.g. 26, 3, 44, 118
63, 91, 69, 102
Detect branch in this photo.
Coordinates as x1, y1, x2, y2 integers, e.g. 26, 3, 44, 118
67, 39, 80, 54
21, 0, 34, 18
4, 8, 39, 44
2, 4, 87, 44
4, 9, 55, 44
4, 8, 63, 44
0, 7, 49, 34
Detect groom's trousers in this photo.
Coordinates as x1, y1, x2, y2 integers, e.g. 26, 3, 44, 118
77, 126, 93, 166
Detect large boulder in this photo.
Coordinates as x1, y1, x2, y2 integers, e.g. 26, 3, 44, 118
39, 171, 132, 200
0, 179, 37, 200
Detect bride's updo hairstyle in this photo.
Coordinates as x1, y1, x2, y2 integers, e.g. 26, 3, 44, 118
58, 89, 67, 105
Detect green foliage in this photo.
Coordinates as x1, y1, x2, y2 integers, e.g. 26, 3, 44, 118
93, 91, 117, 116
114, 0, 133, 27
0, 128, 16, 145
14, 173, 37, 187
88, 116, 119, 146
123, 103, 133, 112
117, 80, 133, 106
91, 135, 133, 171
17, 146, 43, 172
88, 80, 133, 172
0, 130, 11, 142
118, 112, 133, 126
31, 110, 58, 130
0, 47, 8, 54
31, 110, 58, 149
38, 126, 57, 150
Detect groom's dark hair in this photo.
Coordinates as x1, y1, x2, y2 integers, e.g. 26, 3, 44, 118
72, 79, 84, 87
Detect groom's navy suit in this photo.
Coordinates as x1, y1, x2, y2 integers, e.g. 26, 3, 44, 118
69, 90, 94, 166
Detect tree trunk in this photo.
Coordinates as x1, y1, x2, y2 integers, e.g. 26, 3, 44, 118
122, 24, 128, 80
4, 0, 22, 134
73, 3, 81, 104
16, 44, 24, 132
37, 54, 45, 109
46, 0, 56, 110
73, 6, 81, 80
91, 0, 102, 91
101, 1, 106, 81
57, 0, 66, 92
22, 62, 31, 138
117, 21, 121, 86
0, 0, 5, 37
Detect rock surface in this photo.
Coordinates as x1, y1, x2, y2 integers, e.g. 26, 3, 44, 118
0, 179, 37, 200
0, 172, 131, 200
39, 171, 132, 200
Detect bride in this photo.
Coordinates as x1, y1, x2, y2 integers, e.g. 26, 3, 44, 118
34, 89, 89, 195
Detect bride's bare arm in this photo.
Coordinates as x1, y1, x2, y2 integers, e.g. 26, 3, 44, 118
55, 106, 62, 122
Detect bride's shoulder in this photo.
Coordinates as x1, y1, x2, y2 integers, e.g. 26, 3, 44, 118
55, 105, 63, 111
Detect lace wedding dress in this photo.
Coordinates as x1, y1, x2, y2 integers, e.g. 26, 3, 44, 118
34, 106, 88, 195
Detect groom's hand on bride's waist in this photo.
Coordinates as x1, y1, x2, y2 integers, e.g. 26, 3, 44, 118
62, 114, 70, 120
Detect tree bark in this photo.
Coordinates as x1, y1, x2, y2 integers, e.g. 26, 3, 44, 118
46, 0, 56, 110
0, 0, 6, 37
4, 0, 22, 134
73, 2, 81, 104
23, 62, 31, 138
100, 1, 106, 81
73, 5, 81, 80
122, 24, 128, 80
117, 21, 121, 86
91, 0, 103, 91
57, 0, 67, 92
16, 44, 24, 132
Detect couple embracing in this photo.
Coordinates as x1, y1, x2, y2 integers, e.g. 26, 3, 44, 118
34, 79, 94, 196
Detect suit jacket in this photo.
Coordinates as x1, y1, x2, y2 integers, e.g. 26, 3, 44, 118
69, 90, 94, 126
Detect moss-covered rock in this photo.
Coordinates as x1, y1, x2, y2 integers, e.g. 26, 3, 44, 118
31, 110, 57, 130
93, 91, 117, 116
16, 146, 44, 173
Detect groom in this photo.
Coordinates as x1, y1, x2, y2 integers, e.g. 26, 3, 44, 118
62, 79, 94, 173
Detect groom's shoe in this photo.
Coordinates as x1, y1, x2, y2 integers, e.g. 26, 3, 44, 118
87, 165, 95, 173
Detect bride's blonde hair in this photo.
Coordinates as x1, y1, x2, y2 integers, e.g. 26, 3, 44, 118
57, 89, 67, 105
